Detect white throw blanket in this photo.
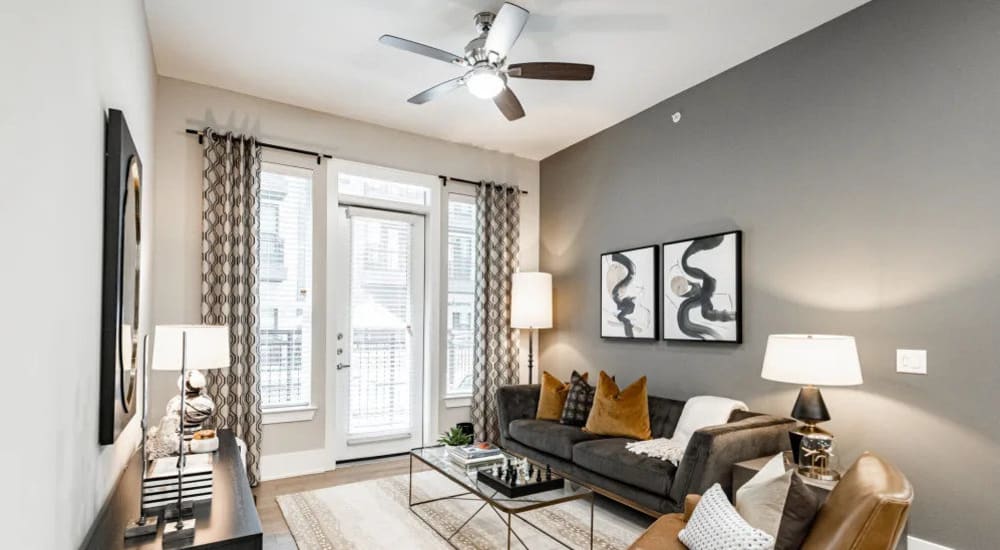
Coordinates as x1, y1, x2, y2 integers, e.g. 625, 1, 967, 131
626, 396, 748, 465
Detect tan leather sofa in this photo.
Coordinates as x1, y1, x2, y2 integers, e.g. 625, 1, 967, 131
628, 452, 913, 550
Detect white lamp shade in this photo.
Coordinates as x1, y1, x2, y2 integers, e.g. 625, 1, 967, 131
152, 325, 230, 371
511, 272, 553, 329
761, 334, 863, 386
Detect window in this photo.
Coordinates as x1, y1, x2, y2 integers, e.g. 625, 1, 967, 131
258, 163, 313, 409
446, 195, 476, 396
338, 173, 430, 206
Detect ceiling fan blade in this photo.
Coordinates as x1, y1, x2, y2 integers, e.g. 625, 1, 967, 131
493, 87, 525, 121
484, 2, 529, 60
508, 62, 595, 81
407, 76, 466, 105
379, 35, 465, 66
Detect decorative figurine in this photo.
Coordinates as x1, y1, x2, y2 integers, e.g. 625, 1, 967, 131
165, 369, 215, 433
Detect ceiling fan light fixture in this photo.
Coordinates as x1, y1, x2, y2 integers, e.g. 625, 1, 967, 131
465, 68, 505, 99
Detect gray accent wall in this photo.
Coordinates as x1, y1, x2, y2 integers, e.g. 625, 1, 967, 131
539, 0, 999, 548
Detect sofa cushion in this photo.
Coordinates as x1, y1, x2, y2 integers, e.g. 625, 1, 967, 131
560, 370, 596, 426
584, 371, 651, 440
573, 438, 677, 495
508, 419, 601, 460
537, 371, 588, 421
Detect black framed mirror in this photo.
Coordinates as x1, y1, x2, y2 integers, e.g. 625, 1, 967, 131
99, 109, 142, 445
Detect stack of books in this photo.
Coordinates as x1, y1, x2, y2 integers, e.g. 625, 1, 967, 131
141, 454, 214, 513
447, 444, 504, 468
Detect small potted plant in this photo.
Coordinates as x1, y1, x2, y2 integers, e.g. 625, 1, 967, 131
437, 426, 473, 456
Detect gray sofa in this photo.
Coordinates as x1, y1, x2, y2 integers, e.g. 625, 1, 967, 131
497, 384, 795, 516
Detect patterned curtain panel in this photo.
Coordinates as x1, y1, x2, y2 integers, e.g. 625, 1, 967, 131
470, 182, 521, 443
200, 129, 264, 486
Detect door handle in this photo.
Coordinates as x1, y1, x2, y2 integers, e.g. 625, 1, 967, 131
336, 363, 351, 370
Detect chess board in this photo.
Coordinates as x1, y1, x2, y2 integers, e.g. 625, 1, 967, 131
476, 465, 566, 498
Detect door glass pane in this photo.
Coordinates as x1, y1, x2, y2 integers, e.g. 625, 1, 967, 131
349, 215, 413, 436
338, 173, 430, 206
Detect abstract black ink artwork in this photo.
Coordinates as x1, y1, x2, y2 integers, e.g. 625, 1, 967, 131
600, 245, 658, 339
662, 231, 742, 343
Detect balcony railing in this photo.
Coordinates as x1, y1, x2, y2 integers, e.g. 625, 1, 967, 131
260, 328, 305, 407
446, 330, 474, 394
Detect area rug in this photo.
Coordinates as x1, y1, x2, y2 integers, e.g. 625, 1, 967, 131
277, 471, 646, 549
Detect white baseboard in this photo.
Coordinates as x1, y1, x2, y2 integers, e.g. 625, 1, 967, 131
908, 536, 952, 550
260, 448, 334, 481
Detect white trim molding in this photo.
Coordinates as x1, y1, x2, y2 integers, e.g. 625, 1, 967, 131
261, 405, 318, 425
444, 395, 472, 408
259, 447, 333, 481
908, 536, 953, 550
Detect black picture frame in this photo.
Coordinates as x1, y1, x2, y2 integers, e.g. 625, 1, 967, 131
662, 230, 742, 344
599, 244, 660, 340
99, 109, 142, 444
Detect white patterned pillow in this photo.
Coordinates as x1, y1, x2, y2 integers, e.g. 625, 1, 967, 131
679, 484, 776, 550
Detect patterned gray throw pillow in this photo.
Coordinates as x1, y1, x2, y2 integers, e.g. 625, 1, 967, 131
559, 371, 595, 426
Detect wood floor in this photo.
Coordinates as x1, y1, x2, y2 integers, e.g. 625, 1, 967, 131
253, 455, 422, 535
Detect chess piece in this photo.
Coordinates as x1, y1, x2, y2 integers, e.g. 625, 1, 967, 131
535, 469, 541, 482
528, 463, 534, 477
545, 464, 552, 481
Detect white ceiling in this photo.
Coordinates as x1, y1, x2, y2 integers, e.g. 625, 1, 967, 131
145, 0, 868, 160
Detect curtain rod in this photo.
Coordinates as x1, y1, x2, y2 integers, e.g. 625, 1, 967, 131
186, 129, 525, 190
439, 175, 528, 195
185, 128, 332, 165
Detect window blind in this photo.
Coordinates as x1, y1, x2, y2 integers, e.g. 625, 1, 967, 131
446, 196, 476, 396
258, 164, 313, 409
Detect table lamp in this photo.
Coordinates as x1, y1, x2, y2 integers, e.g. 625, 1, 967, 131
152, 324, 230, 542
511, 272, 552, 384
124, 334, 158, 539
761, 334, 862, 479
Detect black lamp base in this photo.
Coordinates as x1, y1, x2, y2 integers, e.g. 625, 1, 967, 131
788, 385, 832, 464
788, 423, 831, 464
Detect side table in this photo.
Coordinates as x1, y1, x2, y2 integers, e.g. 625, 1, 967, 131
733, 456, 908, 550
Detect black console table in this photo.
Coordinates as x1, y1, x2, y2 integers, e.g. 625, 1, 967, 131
84, 429, 262, 550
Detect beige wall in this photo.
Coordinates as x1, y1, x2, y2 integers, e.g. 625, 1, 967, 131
0, 0, 158, 547
152, 76, 539, 460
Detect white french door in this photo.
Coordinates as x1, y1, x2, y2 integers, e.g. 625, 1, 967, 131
332, 205, 425, 460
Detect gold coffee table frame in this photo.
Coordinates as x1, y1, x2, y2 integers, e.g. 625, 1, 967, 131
409, 447, 595, 549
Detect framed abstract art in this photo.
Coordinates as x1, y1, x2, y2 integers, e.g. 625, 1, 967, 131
100, 109, 143, 444
662, 231, 742, 343
600, 245, 659, 340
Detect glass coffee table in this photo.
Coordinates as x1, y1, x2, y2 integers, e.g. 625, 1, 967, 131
409, 446, 594, 549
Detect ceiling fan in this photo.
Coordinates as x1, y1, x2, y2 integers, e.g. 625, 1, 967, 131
379, 2, 595, 121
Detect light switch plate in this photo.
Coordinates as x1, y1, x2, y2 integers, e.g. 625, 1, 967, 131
896, 349, 927, 374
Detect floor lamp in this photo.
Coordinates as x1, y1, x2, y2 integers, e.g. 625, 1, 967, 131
511, 272, 552, 384
152, 324, 230, 543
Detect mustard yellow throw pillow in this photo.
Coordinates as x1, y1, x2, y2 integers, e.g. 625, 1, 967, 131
536, 371, 587, 420
584, 371, 651, 440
